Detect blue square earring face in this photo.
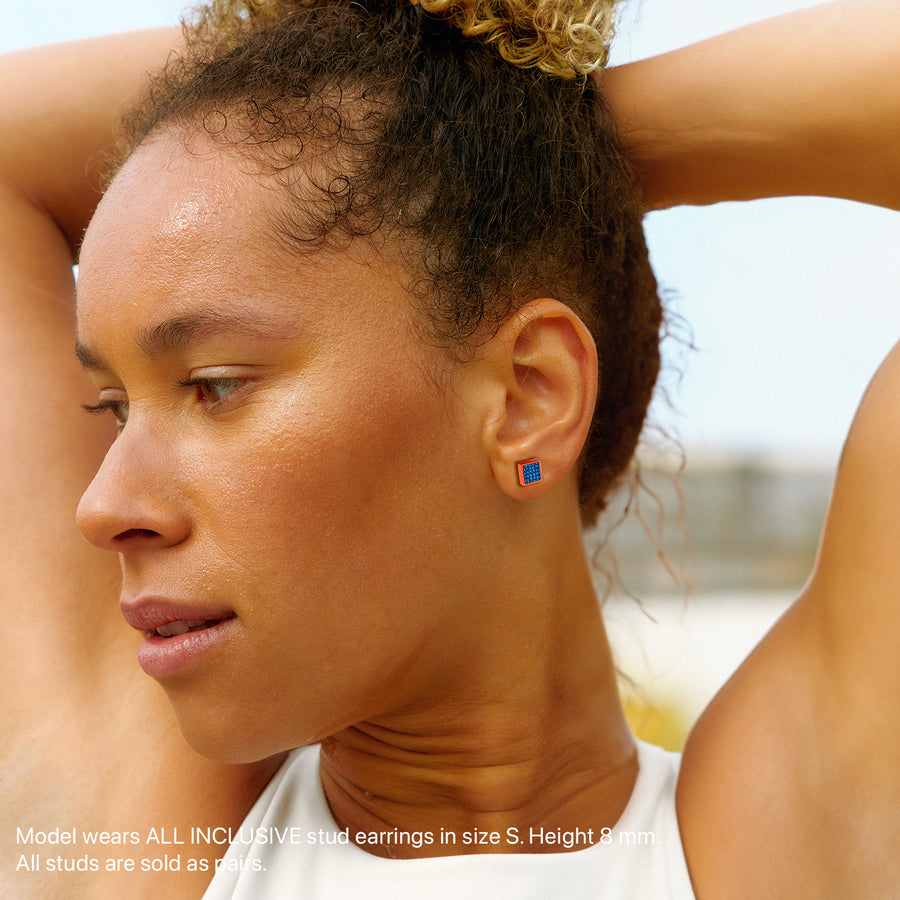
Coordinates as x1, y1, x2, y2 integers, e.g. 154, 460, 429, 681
517, 458, 542, 486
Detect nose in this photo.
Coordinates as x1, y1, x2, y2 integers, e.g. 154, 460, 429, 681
77, 422, 191, 553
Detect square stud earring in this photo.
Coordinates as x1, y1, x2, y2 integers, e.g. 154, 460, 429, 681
517, 458, 542, 486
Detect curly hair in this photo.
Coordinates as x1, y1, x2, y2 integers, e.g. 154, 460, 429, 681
114, 0, 661, 525
411, 0, 617, 75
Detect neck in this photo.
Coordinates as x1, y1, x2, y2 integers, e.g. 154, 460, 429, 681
319, 529, 636, 858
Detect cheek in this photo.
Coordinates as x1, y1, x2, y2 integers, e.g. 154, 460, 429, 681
193, 361, 465, 612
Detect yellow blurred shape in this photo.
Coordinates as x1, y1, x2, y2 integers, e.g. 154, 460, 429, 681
621, 691, 689, 752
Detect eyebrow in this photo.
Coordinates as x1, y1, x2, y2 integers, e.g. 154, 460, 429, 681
74, 341, 110, 373
75, 308, 290, 372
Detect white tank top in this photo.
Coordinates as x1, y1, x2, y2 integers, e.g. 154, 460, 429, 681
203, 740, 695, 898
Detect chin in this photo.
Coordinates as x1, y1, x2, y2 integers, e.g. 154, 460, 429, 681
165, 688, 304, 764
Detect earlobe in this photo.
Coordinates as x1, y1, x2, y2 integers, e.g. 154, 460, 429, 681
483, 299, 598, 501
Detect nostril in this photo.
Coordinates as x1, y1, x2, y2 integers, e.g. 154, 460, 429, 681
112, 528, 162, 543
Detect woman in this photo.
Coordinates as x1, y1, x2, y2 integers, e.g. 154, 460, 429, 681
3, 1, 898, 898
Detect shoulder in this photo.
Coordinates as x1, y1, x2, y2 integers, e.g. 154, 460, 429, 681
676, 339, 900, 898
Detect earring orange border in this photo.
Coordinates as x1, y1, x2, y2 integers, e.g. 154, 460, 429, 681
517, 458, 542, 486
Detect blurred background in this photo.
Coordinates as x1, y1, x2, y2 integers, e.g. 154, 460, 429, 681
8, 0, 900, 748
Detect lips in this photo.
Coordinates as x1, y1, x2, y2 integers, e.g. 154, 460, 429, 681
120, 597, 239, 678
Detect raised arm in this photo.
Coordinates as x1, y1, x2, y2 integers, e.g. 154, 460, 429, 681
0, 27, 182, 745
0, 28, 179, 251
603, 0, 900, 210
0, 29, 282, 899
0, 28, 182, 726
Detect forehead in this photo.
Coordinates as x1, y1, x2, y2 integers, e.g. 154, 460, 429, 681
79, 134, 275, 302
76, 133, 415, 348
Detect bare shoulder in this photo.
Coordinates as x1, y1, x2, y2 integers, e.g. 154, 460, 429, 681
677, 340, 900, 899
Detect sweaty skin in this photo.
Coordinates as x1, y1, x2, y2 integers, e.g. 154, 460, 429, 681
75, 130, 639, 854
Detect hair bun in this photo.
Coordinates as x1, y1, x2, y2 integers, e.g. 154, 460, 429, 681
410, 0, 618, 78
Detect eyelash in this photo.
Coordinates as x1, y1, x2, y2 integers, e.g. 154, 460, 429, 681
82, 398, 129, 427
82, 377, 245, 428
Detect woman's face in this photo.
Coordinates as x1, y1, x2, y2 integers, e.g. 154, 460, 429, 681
76, 134, 496, 762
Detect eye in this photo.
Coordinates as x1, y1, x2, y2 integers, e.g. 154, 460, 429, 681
181, 376, 244, 409
82, 397, 130, 428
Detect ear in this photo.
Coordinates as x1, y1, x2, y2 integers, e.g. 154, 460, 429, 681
479, 299, 598, 500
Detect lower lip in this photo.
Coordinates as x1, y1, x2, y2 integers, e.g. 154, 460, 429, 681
136, 617, 240, 678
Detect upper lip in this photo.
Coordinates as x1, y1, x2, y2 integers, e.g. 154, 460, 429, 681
120, 596, 236, 633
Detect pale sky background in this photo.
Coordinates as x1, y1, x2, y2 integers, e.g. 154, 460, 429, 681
7, 0, 899, 464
